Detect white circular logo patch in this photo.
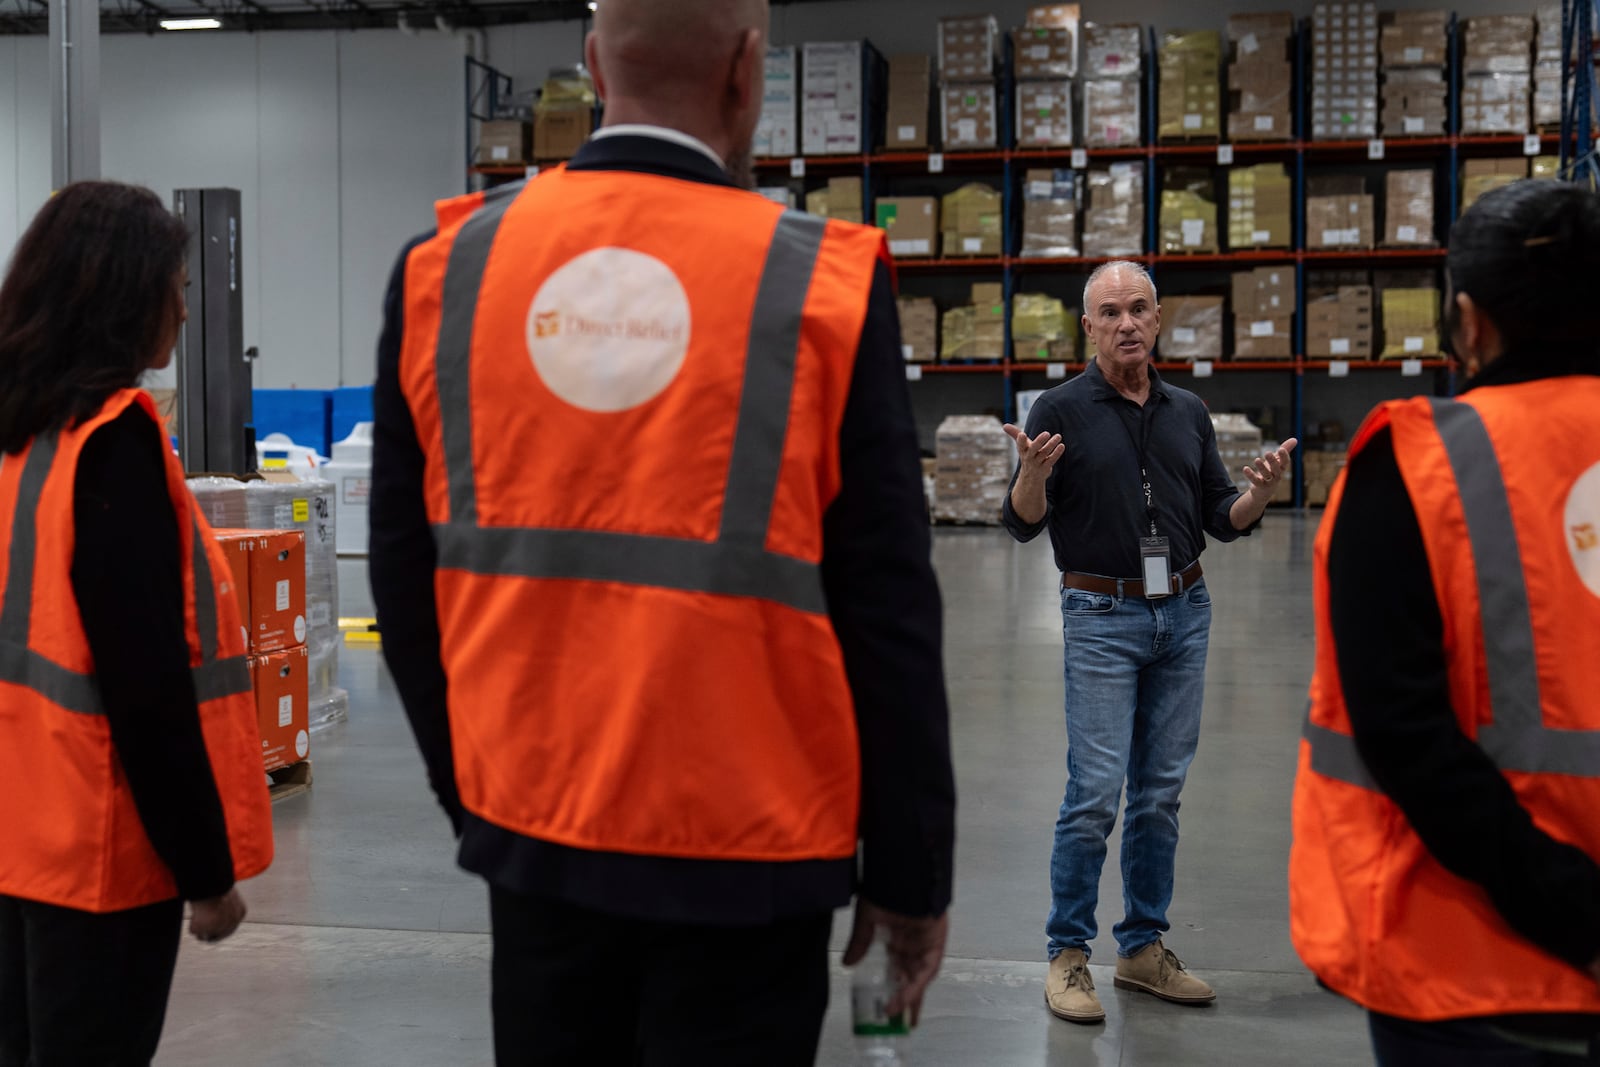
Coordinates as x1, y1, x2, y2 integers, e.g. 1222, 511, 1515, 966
295, 729, 309, 760
1566, 461, 1600, 598
293, 615, 307, 644
526, 248, 691, 412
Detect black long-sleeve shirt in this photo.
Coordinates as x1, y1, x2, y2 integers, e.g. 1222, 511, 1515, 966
1002, 359, 1250, 573
1329, 350, 1600, 1022
68, 403, 234, 902
370, 133, 956, 924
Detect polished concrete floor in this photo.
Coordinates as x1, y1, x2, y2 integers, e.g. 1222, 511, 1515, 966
160, 514, 1375, 1066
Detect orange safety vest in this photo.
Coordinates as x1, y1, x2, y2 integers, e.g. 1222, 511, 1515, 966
399, 168, 886, 863
1291, 378, 1600, 1020
0, 389, 273, 912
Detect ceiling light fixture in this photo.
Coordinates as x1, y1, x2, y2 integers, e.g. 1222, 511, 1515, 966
160, 16, 222, 29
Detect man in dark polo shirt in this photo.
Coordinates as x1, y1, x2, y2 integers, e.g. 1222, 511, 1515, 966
1003, 259, 1295, 1024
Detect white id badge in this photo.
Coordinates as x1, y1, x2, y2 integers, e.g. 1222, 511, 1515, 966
1140, 537, 1173, 599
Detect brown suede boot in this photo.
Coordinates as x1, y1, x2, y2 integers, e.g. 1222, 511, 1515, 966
1113, 941, 1216, 1005
1045, 948, 1105, 1023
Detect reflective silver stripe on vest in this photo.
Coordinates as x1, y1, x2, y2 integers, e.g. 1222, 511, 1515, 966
431, 205, 832, 615
1306, 398, 1600, 789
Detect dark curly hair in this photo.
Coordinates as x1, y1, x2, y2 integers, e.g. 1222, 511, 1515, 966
1446, 179, 1600, 355
0, 181, 190, 454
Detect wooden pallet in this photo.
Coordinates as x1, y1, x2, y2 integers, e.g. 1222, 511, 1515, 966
269, 760, 313, 803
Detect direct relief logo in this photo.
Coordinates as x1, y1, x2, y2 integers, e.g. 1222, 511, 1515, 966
1566, 462, 1600, 598
526, 248, 692, 413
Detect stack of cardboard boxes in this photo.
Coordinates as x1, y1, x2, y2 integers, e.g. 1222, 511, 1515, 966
941, 282, 1007, 361
1307, 176, 1375, 250
1380, 11, 1449, 137
1380, 285, 1442, 358
1022, 169, 1080, 258
876, 196, 940, 258
1014, 4, 1078, 148
805, 177, 864, 223
1383, 169, 1436, 247
215, 529, 311, 775
1462, 16, 1533, 134
1083, 23, 1143, 147
886, 54, 932, 150
1158, 30, 1223, 141
942, 183, 1004, 257
1535, 5, 1568, 129
1231, 267, 1296, 359
939, 16, 1001, 150
1304, 448, 1348, 506
1082, 163, 1145, 256
534, 69, 596, 162
1228, 163, 1293, 250
1226, 13, 1295, 142
897, 296, 939, 362
475, 120, 531, 167
803, 42, 872, 155
1160, 168, 1219, 254
1461, 157, 1528, 213
932, 416, 1014, 524
1212, 414, 1270, 497
756, 47, 799, 157
1012, 294, 1078, 362
1306, 280, 1375, 359
1159, 296, 1226, 360
1311, 2, 1380, 141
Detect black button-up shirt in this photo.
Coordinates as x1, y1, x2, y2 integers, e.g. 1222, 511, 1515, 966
1002, 358, 1249, 576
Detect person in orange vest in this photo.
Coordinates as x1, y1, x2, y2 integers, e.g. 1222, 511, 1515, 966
0, 182, 273, 1065
1291, 178, 1600, 1065
368, 0, 955, 1062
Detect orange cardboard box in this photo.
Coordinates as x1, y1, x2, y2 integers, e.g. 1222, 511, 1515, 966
213, 529, 306, 654
252, 646, 309, 773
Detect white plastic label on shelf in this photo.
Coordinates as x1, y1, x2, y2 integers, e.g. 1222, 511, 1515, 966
898, 125, 917, 142
1404, 116, 1425, 134
1330, 338, 1352, 356
1250, 320, 1275, 338
1330, 360, 1352, 378
1029, 181, 1054, 198
963, 237, 983, 253
1404, 46, 1423, 63
902, 344, 915, 361
790, 157, 806, 177
524, 165, 541, 180
1184, 113, 1203, 130
1173, 327, 1198, 344
1070, 148, 1089, 169
1047, 362, 1068, 379
1255, 115, 1275, 132
1217, 144, 1235, 165
1367, 138, 1385, 160
1193, 360, 1215, 378
1525, 133, 1543, 156
1402, 359, 1424, 377
1396, 225, 1419, 243
1181, 219, 1205, 246
1404, 336, 1425, 353
905, 365, 923, 382
929, 152, 946, 173
1252, 229, 1272, 244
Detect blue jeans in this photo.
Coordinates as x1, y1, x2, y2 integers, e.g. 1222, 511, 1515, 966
1045, 578, 1211, 962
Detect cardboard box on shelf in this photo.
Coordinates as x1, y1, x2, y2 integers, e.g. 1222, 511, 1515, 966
1028, 3, 1081, 30
876, 196, 939, 258
1084, 22, 1142, 78
1305, 283, 1375, 359
802, 42, 869, 156
897, 296, 939, 362
1160, 190, 1219, 254
1016, 81, 1074, 148
475, 120, 531, 166
1232, 266, 1297, 319
253, 645, 310, 774
1380, 287, 1442, 358
1227, 43, 1293, 143
1013, 293, 1079, 362
534, 108, 592, 162
886, 54, 931, 150
1461, 157, 1528, 213
1303, 448, 1349, 506
1383, 169, 1436, 247
1532, 154, 1560, 179
1213, 413, 1270, 496
1157, 30, 1223, 141
1083, 78, 1142, 147
1380, 10, 1449, 68
942, 83, 999, 149
1159, 296, 1225, 360
1022, 169, 1080, 258
940, 296, 1005, 361
755, 46, 799, 158
1082, 163, 1145, 257
1015, 27, 1078, 79
941, 184, 1004, 257
932, 416, 1013, 524
1462, 71, 1532, 134
938, 14, 1001, 81
1381, 67, 1448, 137
827, 177, 863, 223
1463, 14, 1534, 75
1307, 194, 1376, 249
1228, 164, 1293, 250
214, 529, 307, 655
1234, 315, 1294, 359
1310, 0, 1380, 141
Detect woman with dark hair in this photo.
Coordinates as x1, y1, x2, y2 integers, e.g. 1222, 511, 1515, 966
0, 181, 273, 1065
1291, 178, 1600, 1066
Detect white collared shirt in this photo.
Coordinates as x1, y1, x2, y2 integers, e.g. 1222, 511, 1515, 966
589, 124, 726, 169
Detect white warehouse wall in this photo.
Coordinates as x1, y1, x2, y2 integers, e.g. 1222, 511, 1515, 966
0, 29, 466, 391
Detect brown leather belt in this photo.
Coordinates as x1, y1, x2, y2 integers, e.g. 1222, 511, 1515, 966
1060, 561, 1204, 599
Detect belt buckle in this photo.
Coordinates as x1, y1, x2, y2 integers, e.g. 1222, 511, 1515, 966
1170, 571, 1184, 596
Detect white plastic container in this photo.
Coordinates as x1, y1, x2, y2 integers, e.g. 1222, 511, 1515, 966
255, 433, 326, 480
323, 422, 373, 556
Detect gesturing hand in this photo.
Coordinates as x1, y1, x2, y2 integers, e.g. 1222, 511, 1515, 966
1243, 437, 1299, 497
1003, 423, 1066, 480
